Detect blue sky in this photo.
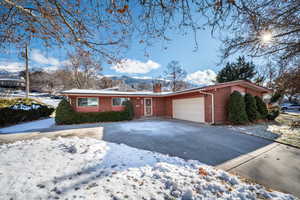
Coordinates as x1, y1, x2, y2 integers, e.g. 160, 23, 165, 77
106, 28, 222, 77
0, 28, 221, 85
0, 9, 227, 85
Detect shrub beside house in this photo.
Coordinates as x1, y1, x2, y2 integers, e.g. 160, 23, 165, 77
228, 91, 249, 124
255, 96, 268, 119
0, 98, 54, 127
228, 91, 278, 125
244, 93, 260, 122
55, 99, 134, 125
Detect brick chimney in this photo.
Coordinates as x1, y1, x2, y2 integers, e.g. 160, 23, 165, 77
153, 83, 162, 93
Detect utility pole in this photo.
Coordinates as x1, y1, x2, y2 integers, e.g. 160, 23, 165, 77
25, 44, 29, 98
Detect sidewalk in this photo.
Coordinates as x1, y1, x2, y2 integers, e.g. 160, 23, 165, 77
218, 143, 300, 198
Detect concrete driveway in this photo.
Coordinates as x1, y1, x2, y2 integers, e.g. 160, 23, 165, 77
101, 119, 272, 165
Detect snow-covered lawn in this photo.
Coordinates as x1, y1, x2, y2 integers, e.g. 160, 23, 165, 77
228, 124, 300, 148
35, 97, 60, 107
9, 92, 61, 107
0, 118, 55, 134
227, 113, 300, 148
0, 137, 296, 200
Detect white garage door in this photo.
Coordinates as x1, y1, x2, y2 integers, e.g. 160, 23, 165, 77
172, 97, 205, 123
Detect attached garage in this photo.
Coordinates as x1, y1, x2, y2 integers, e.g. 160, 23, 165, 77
172, 97, 205, 123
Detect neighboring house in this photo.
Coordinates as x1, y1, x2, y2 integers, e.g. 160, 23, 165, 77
0, 78, 25, 89
61, 80, 271, 124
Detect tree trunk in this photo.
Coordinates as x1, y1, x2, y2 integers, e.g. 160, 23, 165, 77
25, 44, 29, 98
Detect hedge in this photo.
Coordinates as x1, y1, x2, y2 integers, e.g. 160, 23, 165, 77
228, 91, 248, 124
0, 100, 54, 127
55, 99, 134, 125
255, 96, 268, 119
244, 93, 260, 122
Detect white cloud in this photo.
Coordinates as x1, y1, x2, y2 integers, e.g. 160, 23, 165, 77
31, 49, 61, 66
186, 69, 216, 85
132, 76, 152, 80
42, 65, 59, 72
111, 59, 160, 74
31, 49, 69, 71
0, 61, 23, 72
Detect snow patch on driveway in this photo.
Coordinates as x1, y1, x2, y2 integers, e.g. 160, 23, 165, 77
0, 118, 55, 134
119, 121, 194, 136
0, 137, 295, 199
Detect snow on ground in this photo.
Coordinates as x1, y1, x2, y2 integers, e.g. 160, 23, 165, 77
227, 123, 300, 148
0, 118, 55, 134
35, 97, 60, 107
285, 110, 300, 115
0, 137, 296, 200
9, 92, 61, 107
227, 124, 280, 140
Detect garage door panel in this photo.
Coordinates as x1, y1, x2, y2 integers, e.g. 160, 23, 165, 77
172, 97, 205, 123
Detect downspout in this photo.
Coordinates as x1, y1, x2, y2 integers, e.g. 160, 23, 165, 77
198, 90, 215, 124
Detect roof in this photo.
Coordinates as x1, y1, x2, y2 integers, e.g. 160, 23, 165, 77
0, 78, 25, 82
61, 80, 272, 97
61, 89, 173, 96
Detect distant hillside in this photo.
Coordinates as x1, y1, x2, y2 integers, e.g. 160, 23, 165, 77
106, 75, 196, 91
108, 75, 154, 84
0, 70, 20, 78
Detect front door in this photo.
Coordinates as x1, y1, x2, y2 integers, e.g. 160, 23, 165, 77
144, 98, 152, 116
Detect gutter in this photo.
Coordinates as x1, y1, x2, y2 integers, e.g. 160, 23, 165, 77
198, 90, 215, 124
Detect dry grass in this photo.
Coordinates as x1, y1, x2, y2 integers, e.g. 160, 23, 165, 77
227, 112, 300, 148
276, 113, 300, 125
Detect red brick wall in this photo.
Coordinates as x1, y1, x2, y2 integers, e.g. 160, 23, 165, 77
231, 86, 263, 97
131, 97, 143, 118
231, 86, 246, 94
212, 87, 231, 124
245, 88, 263, 97
164, 97, 172, 117
204, 94, 212, 123
152, 98, 167, 116
68, 96, 132, 113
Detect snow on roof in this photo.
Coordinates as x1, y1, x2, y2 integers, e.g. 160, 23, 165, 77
0, 78, 25, 82
61, 89, 172, 96
61, 80, 271, 96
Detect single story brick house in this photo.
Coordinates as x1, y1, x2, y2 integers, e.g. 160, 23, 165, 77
61, 80, 271, 124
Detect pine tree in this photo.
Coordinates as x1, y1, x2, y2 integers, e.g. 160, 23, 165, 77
228, 91, 248, 124
216, 56, 256, 83
55, 99, 76, 125
244, 93, 259, 122
255, 96, 268, 119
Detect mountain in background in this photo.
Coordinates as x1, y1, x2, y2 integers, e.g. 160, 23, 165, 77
106, 75, 196, 91
0, 70, 21, 79
108, 75, 154, 84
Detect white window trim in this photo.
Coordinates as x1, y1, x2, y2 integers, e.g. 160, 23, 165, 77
144, 98, 153, 116
111, 97, 129, 107
76, 97, 99, 107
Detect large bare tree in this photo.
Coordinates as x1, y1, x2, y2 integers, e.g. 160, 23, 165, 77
163, 60, 187, 92
1, 0, 299, 67
65, 47, 102, 89
275, 67, 300, 101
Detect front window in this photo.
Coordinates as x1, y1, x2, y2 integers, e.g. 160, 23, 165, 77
112, 98, 129, 106
77, 97, 99, 107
